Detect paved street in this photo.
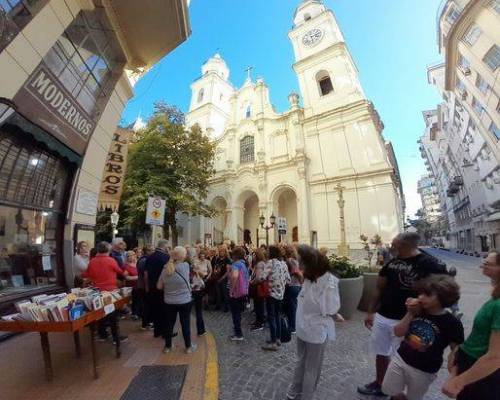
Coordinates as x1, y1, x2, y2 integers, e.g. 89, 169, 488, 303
205, 249, 492, 400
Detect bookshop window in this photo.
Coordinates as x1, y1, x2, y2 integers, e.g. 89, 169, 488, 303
0, 129, 70, 294
43, 10, 125, 117
0, 0, 49, 51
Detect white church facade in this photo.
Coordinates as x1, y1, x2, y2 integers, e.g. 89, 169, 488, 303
180, 0, 405, 250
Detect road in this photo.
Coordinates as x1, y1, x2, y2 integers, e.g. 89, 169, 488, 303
204, 248, 492, 400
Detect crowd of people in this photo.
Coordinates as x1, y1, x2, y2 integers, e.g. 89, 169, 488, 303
72, 233, 500, 400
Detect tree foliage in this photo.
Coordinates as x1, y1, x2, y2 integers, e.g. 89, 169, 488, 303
120, 102, 216, 245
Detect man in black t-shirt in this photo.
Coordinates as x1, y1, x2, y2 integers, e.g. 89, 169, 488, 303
358, 232, 448, 397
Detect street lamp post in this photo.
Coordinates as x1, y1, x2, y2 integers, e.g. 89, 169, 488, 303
259, 213, 276, 247
110, 210, 120, 240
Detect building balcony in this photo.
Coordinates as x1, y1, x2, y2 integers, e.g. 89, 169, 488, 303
454, 175, 464, 186
447, 182, 460, 197
105, 0, 191, 70
437, 0, 468, 50
452, 196, 470, 213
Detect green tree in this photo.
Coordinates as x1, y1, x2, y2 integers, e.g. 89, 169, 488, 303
121, 102, 216, 245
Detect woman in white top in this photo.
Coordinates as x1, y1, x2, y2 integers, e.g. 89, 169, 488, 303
73, 241, 90, 274
287, 245, 342, 400
73, 241, 90, 287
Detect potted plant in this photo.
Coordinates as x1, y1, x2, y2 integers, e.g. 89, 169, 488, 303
328, 255, 363, 319
357, 233, 384, 311
358, 265, 381, 312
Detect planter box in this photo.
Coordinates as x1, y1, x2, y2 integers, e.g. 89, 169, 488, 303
358, 272, 378, 312
338, 276, 364, 319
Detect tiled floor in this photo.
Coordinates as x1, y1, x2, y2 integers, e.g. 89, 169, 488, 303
0, 318, 210, 400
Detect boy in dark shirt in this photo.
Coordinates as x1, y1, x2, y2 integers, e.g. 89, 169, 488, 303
359, 233, 448, 397
382, 275, 464, 400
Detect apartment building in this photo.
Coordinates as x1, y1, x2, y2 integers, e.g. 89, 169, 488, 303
419, 0, 499, 253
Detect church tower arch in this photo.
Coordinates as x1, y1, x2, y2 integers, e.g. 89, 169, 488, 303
197, 88, 204, 103
315, 70, 334, 96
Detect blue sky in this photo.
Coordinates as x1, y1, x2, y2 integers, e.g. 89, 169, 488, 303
122, 0, 444, 218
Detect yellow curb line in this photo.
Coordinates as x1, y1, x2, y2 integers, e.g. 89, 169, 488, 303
204, 333, 219, 400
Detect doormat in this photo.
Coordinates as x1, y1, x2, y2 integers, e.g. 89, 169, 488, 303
120, 365, 187, 400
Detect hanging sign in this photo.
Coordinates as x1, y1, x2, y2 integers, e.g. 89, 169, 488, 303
98, 128, 130, 211
146, 196, 166, 226
277, 217, 287, 234
13, 63, 96, 155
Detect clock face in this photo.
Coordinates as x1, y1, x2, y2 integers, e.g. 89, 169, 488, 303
302, 28, 324, 47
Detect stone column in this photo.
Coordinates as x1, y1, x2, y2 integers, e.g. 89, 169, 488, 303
199, 216, 205, 245
297, 159, 311, 245
229, 206, 244, 243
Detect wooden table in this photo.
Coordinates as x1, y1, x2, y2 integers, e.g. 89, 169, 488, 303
0, 297, 130, 382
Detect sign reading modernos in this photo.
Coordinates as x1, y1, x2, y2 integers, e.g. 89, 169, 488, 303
14, 63, 96, 155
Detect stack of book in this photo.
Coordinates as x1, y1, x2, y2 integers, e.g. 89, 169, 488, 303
1, 288, 126, 323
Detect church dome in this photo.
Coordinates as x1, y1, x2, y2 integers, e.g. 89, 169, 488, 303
202, 53, 230, 80
293, 0, 327, 27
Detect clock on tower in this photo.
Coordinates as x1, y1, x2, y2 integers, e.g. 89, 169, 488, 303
288, 0, 365, 117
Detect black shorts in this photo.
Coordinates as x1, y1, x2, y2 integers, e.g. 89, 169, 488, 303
456, 349, 500, 400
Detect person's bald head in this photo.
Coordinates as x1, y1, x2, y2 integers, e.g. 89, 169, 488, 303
391, 232, 420, 258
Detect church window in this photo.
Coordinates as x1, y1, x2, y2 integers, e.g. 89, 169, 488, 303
240, 136, 255, 164
246, 105, 252, 119
197, 88, 204, 103
316, 71, 334, 96
304, 13, 311, 21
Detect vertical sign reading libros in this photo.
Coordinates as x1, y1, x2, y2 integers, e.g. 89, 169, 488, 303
98, 128, 130, 211
146, 197, 166, 226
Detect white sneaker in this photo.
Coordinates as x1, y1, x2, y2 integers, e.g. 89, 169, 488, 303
162, 346, 173, 354
186, 344, 198, 354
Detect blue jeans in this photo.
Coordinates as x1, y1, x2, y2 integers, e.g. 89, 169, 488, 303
285, 286, 301, 332
192, 290, 206, 335
266, 297, 282, 343
253, 297, 266, 325
229, 297, 245, 337
217, 280, 229, 312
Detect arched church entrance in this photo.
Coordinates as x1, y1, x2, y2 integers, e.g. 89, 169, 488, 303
212, 196, 227, 245
237, 190, 259, 245
273, 186, 298, 244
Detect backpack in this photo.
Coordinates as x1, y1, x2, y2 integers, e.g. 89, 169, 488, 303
230, 260, 249, 299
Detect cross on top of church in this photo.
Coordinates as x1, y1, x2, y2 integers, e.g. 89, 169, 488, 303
244, 66, 253, 81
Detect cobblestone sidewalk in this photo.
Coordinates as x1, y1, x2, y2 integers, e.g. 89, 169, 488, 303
205, 249, 490, 400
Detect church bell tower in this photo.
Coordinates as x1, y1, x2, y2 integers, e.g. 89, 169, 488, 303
288, 0, 365, 118
186, 53, 234, 139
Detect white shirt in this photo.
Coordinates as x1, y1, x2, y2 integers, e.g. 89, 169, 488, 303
296, 272, 340, 344
73, 254, 89, 275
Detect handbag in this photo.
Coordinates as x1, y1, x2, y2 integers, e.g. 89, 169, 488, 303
256, 280, 270, 298
175, 269, 193, 300
280, 314, 292, 343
